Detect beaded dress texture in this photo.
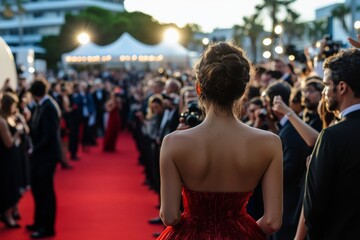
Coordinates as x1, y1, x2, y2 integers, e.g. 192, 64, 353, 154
157, 187, 266, 240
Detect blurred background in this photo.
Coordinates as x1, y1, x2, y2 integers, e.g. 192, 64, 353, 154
0, 0, 358, 82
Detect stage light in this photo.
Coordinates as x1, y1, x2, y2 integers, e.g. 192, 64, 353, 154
263, 51, 271, 59
202, 38, 209, 45
77, 32, 90, 45
275, 46, 283, 54
274, 25, 283, 35
263, 38, 272, 46
164, 28, 179, 43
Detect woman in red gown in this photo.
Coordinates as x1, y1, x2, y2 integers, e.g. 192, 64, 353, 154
103, 92, 122, 152
157, 42, 283, 239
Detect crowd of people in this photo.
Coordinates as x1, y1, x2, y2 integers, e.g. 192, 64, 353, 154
1, 36, 360, 239
0, 70, 128, 238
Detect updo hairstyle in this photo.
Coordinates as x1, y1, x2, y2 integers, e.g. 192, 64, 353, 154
194, 41, 252, 109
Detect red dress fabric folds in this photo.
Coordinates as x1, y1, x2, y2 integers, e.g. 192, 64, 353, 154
157, 187, 266, 240
103, 106, 121, 152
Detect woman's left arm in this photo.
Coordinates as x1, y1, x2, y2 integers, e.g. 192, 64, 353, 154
159, 134, 182, 226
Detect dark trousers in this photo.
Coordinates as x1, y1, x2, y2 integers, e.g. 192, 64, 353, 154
31, 163, 57, 231
152, 142, 161, 194
69, 122, 80, 158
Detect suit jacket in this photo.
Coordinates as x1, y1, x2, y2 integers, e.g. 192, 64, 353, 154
92, 89, 108, 114
304, 109, 360, 240
278, 120, 310, 227
160, 107, 180, 141
30, 97, 62, 165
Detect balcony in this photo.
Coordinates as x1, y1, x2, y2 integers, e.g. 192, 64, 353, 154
2, 34, 43, 44
0, 16, 64, 29
0, 0, 124, 15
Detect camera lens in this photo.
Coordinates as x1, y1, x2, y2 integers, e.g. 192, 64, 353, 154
186, 113, 200, 127
259, 109, 267, 119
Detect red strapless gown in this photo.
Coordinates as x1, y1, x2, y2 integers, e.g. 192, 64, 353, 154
103, 106, 121, 152
157, 187, 266, 240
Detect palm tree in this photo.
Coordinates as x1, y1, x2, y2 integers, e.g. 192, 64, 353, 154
331, 3, 350, 34
281, 8, 304, 45
233, 14, 264, 63
255, 0, 296, 39
307, 19, 328, 42
2, 0, 25, 18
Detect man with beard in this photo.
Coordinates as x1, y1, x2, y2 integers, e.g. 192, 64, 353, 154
262, 81, 310, 240
301, 77, 324, 132
303, 48, 360, 239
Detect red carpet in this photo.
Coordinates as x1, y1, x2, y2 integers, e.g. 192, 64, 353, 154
0, 131, 164, 239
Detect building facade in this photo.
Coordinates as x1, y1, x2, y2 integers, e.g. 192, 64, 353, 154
0, 0, 125, 52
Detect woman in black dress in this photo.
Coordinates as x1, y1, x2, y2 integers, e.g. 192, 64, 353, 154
0, 92, 25, 228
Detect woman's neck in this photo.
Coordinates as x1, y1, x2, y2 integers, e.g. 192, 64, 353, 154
203, 104, 239, 125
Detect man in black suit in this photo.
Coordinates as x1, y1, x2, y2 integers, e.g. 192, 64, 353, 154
263, 81, 310, 240
303, 48, 360, 239
92, 79, 108, 137
27, 78, 62, 238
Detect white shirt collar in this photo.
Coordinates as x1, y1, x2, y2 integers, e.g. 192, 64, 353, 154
340, 103, 360, 118
38, 95, 50, 106
279, 115, 288, 127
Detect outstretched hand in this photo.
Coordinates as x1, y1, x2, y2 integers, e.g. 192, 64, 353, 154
348, 35, 360, 48
272, 95, 292, 115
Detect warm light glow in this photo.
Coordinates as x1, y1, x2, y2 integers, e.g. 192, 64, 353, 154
263, 51, 271, 59
263, 38, 272, 46
275, 46, 284, 54
274, 25, 283, 35
28, 67, 35, 73
316, 41, 321, 48
77, 32, 90, 45
288, 55, 295, 61
354, 21, 360, 30
202, 38, 209, 45
164, 28, 179, 43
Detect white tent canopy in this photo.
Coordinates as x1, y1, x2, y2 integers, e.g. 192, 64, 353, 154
151, 41, 190, 57
0, 37, 17, 90
64, 42, 103, 57
102, 32, 155, 56
62, 32, 196, 67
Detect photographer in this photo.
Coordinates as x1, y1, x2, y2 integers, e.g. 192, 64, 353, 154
177, 100, 203, 130
245, 97, 269, 130
306, 34, 341, 78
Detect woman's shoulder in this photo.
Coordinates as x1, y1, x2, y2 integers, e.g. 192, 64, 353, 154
163, 128, 195, 144
243, 124, 281, 146
244, 123, 278, 137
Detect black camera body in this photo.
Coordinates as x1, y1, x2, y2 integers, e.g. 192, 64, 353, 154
180, 101, 202, 127
322, 34, 341, 58
258, 108, 268, 120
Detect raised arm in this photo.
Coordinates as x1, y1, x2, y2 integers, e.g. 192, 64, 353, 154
348, 35, 360, 48
257, 135, 283, 236
272, 96, 319, 147
159, 134, 182, 226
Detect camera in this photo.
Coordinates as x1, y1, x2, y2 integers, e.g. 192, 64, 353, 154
321, 34, 341, 58
180, 101, 202, 127
258, 108, 268, 120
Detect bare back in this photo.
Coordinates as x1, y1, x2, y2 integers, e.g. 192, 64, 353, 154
167, 120, 279, 192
